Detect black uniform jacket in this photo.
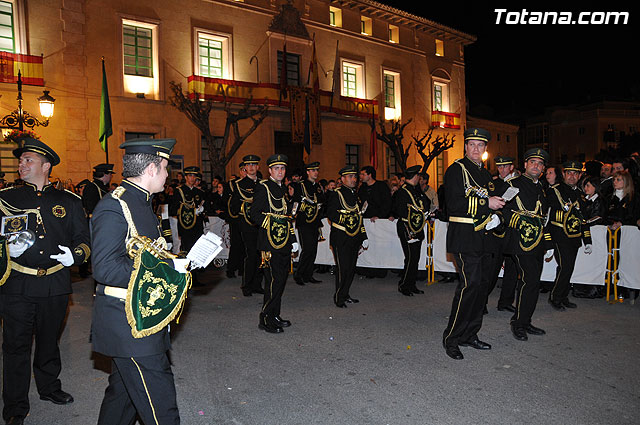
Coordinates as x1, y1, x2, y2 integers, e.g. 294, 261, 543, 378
250, 178, 296, 254
0, 182, 90, 297
326, 186, 367, 244
293, 179, 325, 228
443, 157, 493, 255
358, 180, 392, 219
392, 182, 430, 241
91, 180, 170, 357
230, 176, 258, 227
169, 184, 206, 231
502, 174, 551, 256
546, 182, 592, 247
82, 179, 109, 216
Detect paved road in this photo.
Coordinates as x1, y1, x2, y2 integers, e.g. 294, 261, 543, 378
3, 269, 639, 424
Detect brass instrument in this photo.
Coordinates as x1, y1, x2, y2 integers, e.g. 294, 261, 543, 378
126, 235, 177, 261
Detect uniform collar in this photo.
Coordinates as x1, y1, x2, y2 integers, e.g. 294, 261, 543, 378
122, 179, 151, 202
24, 181, 54, 192
523, 173, 539, 184
464, 155, 484, 169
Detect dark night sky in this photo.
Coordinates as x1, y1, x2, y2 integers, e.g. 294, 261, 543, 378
387, 2, 639, 121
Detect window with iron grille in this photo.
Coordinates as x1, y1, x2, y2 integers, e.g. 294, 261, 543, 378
277, 50, 300, 87
123, 24, 153, 77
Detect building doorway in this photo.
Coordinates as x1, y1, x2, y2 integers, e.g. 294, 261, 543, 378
274, 131, 304, 176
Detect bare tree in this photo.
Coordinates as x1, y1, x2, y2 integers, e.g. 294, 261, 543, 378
412, 129, 455, 173
373, 117, 413, 173
169, 81, 268, 179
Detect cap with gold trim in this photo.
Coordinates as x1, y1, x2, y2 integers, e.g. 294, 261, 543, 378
464, 128, 491, 143
338, 165, 357, 176
266, 154, 288, 167
93, 163, 115, 174
12, 137, 61, 166
242, 154, 260, 165
562, 160, 583, 172
304, 161, 320, 171
494, 156, 514, 166
119, 138, 176, 160
183, 166, 200, 175
524, 148, 550, 164
404, 165, 422, 179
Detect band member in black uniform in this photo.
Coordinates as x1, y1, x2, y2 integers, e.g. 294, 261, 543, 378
547, 160, 593, 310
326, 165, 368, 308
82, 163, 114, 217
293, 162, 325, 285
225, 163, 247, 278
502, 148, 553, 341
486, 156, 519, 313
0, 137, 90, 425
391, 165, 430, 296
169, 166, 206, 285
442, 128, 505, 360
250, 154, 298, 333
80, 163, 114, 278
230, 155, 265, 296
91, 137, 186, 424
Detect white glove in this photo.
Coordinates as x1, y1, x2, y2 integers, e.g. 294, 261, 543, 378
8, 241, 29, 258
584, 244, 593, 255
173, 258, 191, 273
196, 205, 205, 215
485, 214, 500, 231
362, 239, 369, 250
50, 245, 74, 267
291, 242, 299, 253
544, 249, 554, 260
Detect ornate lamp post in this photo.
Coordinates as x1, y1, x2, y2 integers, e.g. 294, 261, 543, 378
0, 70, 55, 131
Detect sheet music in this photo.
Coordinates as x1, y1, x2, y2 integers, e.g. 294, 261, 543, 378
186, 232, 223, 269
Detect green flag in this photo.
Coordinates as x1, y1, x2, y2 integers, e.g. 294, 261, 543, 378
99, 59, 112, 152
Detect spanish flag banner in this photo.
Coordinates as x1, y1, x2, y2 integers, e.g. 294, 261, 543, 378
0, 52, 44, 86
431, 111, 461, 129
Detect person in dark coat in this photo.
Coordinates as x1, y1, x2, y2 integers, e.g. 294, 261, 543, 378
1, 137, 90, 425
91, 138, 187, 425
441, 128, 505, 360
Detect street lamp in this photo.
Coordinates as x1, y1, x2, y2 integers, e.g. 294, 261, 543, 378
0, 70, 55, 131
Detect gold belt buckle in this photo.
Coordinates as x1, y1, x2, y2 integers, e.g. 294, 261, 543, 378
37, 268, 47, 277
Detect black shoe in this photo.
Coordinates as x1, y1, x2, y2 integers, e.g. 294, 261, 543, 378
398, 288, 414, 296
258, 322, 284, 333
274, 316, 291, 327
307, 277, 322, 283
242, 289, 253, 297
497, 304, 516, 313
444, 345, 464, 360
511, 325, 528, 341
540, 287, 550, 293
460, 338, 491, 350
345, 297, 359, 304
226, 271, 236, 278
40, 389, 74, 405
525, 324, 546, 335
411, 288, 425, 294
548, 299, 565, 311
561, 299, 577, 309
335, 302, 347, 308
252, 287, 265, 295
6, 416, 25, 425
294, 276, 305, 286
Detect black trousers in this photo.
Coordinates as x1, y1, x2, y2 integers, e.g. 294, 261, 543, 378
330, 234, 361, 305
512, 254, 544, 328
1, 294, 68, 420
240, 228, 262, 292
443, 253, 490, 348
398, 230, 422, 292
97, 354, 179, 425
294, 226, 319, 281
550, 241, 580, 303
227, 221, 245, 274
262, 251, 290, 318
487, 254, 518, 308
